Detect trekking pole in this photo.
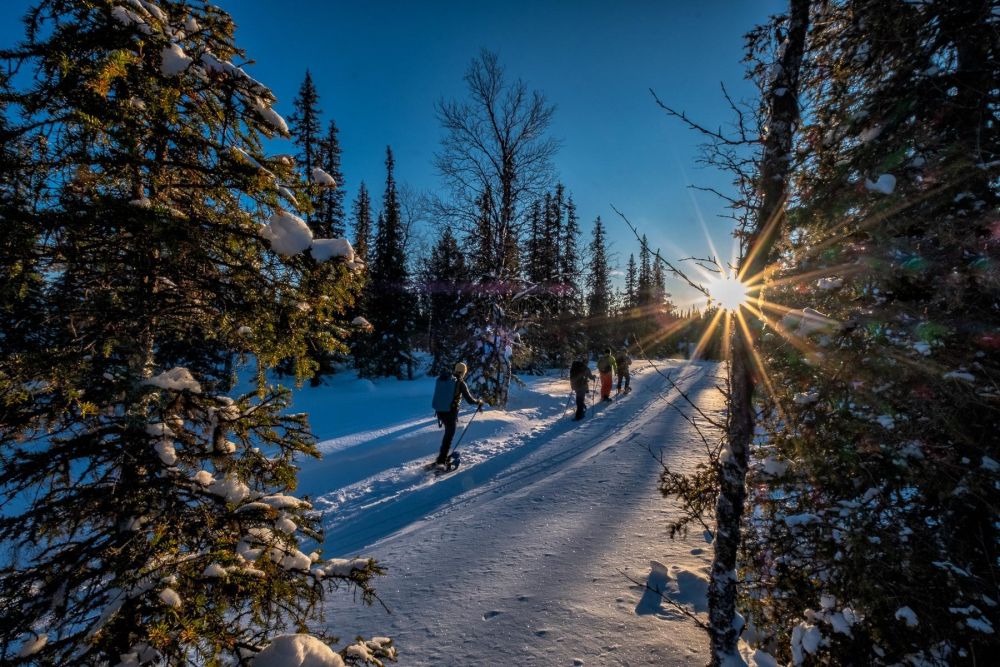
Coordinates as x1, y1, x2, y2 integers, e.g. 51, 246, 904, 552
564, 391, 574, 420
451, 405, 483, 456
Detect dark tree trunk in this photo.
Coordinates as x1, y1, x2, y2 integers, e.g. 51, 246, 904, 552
707, 0, 811, 663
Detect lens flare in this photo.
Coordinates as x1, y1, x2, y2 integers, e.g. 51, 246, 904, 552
707, 275, 749, 312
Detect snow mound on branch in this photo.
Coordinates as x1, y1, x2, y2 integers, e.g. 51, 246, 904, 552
160, 43, 192, 76
260, 494, 312, 510
192, 470, 213, 486
783, 308, 838, 337
816, 277, 843, 290
17, 635, 47, 657
253, 634, 345, 667
208, 475, 250, 503
865, 173, 896, 195
311, 238, 354, 262
895, 606, 918, 627
262, 211, 313, 256
253, 102, 290, 136
159, 587, 182, 609
311, 167, 337, 187
318, 558, 372, 578
351, 316, 372, 329
790, 622, 822, 663
146, 367, 202, 393
154, 440, 177, 466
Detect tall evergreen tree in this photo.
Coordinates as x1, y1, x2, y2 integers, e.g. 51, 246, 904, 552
356, 147, 414, 379
625, 253, 638, 309
638, 236, 652, 306
352, 181, 373, 265
315, 119, 346, 237
0, 2, 388, 664
586, 217, 613, 349
424, 227, 470, 375
557, 195, 586, 363
288, 70, 323, 231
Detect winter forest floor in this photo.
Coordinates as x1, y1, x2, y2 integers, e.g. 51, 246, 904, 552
282, 358, 724, 665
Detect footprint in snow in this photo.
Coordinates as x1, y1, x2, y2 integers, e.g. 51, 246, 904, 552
482, 610, 502, 621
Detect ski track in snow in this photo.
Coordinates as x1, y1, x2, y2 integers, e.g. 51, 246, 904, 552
303, 360, 723, 665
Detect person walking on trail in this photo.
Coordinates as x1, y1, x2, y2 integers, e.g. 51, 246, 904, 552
569, 358, 595, 421
615, 348, 632, 395
597, 348, 617, 401
431, 361, 483, 466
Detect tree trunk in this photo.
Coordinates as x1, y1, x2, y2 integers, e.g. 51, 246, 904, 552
707, 0, 810, 663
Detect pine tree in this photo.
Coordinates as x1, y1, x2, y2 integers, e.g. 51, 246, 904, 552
356, 147, 414, 379
424, 227, 470, 375
352, 181, 373, 265
315, 119, 346, 237
0, 2, 389, 664
288, 70, 323, 231
586, 217, 613, 350
638, 236, 652, 306
557, 195, 585, 364
625, 253, 638, 309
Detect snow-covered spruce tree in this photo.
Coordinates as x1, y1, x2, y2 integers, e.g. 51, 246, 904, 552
741, 0, 999, 663
586, 216, 614, 351
0, 2, 389, 664
287, 72, 352, 385
436, 49, 557, 406
355, 147, 415, 379
423, 227, 471, 375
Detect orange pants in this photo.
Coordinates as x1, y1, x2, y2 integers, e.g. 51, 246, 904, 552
600, 372, 613, 399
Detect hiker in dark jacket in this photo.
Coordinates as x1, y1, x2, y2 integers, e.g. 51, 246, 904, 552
615, 348, 632, 395
434, 361, 482, 465
569, 359, 596, 420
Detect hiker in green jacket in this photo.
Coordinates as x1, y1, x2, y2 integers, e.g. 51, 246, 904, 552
615, 348, 632, 395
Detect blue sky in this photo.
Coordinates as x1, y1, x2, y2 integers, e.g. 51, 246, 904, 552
0, 0, 784, 306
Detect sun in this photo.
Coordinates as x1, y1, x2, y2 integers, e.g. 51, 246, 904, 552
707, 274, 750, 312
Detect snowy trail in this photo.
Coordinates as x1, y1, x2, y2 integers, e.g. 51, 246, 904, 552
307, 360, 724, 665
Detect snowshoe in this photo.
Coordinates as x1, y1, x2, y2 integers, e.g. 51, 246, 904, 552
447, 451, 462, 471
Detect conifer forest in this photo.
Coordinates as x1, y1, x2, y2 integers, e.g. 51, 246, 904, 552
0, 1, 996, 665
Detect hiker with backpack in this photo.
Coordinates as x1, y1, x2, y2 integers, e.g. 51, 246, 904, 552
615, 348, 632, 395
569, 358, 596, 421
431, 362, 483, 466
597, 348, 617, 401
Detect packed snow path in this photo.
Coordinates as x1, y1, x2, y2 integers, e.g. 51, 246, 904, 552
297, 360, 723, 665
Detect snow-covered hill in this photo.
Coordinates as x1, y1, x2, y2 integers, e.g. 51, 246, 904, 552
289, 359, 723, 665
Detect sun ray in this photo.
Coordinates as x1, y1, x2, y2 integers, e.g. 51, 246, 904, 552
691, 308, 726, 361
735, 309, 787, 424
737, 193, 787, 283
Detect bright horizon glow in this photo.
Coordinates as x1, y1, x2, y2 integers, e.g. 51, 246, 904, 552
707, 275, 750, 312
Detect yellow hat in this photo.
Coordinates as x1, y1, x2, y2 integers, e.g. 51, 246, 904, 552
454, 362, 468, 377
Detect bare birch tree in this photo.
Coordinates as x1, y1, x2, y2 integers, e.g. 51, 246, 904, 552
434, 49, 558, 405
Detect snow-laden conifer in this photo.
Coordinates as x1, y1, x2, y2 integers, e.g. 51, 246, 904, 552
0, 1, 388, 664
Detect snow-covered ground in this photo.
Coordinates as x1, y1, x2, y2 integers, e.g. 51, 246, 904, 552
290, 359, 724, 665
